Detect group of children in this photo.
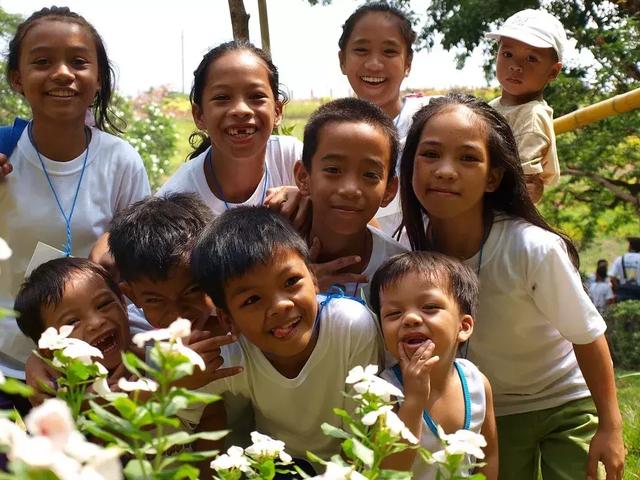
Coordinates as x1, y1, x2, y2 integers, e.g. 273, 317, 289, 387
0, 2, 626, 479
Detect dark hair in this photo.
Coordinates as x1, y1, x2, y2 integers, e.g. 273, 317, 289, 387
188, 40, 287, 160
109, 193, 213, 282
7, 6, 124, 134
399, 92, 579, 267
595, 264, 608, 282
192, 206, 310, 311
302, 97, 399, 178
629, 238, 640, 252
338, 2, 416, 60
369, 251, 479, 320
14, 257, 121, 343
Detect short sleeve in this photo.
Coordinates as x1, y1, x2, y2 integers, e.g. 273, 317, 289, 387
114, 145, 151, 210
609, 257, 623, 280
514, 110, 560, 185
529, 239, 606, 344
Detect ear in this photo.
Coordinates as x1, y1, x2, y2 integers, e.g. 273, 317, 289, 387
274, 100, 283, 128
457, 314, 474, 343
192, 103, 206, 131
9, 70, 24, 95
404, 54, 413, 78
548, 62, 562, 81
217, 308, 239, 335
294, 160, 312, 196
485, 167, 504, 193
380, 175, 398, 208
119, 282, 140, 307
338, 50, 346, 75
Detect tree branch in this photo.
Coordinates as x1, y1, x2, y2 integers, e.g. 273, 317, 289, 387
565, 167, 640, 210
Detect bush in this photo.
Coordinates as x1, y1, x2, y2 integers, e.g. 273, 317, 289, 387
604, 300, 640, 369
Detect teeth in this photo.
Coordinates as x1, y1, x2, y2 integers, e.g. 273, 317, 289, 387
227, 126, 257, 137
271, 318, 299, 338
361, 76, 385, 84
48, 90, 76, 97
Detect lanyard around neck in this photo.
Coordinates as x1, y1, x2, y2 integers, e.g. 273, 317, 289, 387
28, 122, 90, 257
392, 360, 471, 438
207, 149, 269, 210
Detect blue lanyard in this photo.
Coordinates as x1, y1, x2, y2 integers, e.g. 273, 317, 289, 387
207, 149, 269, 210
28, 122, 89, 257
392, 360, 471, 438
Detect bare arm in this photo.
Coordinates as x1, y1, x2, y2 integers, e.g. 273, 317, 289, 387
477, 375, 498, 480
573, 336, 625, 480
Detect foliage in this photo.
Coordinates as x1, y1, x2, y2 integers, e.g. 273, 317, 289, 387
604, 301, 640, 370
616, 370, 640, 478
0, 8, 30, 123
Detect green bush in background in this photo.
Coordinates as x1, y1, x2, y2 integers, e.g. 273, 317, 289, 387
605, 301, 640, 370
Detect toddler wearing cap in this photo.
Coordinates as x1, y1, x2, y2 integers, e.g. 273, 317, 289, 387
486, 9, 566, 203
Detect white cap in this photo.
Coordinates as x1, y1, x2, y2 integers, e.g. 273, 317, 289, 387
486, 9, 567, 62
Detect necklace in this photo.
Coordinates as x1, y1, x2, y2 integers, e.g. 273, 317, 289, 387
206, 149, 269, 210
28, 122, 90, 257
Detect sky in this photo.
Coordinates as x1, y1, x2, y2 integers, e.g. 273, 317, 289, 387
1, 0, 493, 99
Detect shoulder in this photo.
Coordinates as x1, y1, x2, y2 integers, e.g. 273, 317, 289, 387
157, 150, 205, 195
493, 217, 564, 256
369, 226, 409, 256
320, 295, 377, 332
267, 135, 303, 157
92, 129, 142, 163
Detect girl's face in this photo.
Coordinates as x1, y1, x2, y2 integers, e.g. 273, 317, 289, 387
10, 20, 100, 125
411, 106, 503, 222
339, 12, 411, 118
193, 50, 282, 164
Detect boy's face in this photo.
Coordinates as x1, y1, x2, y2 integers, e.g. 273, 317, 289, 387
122, 262, 214, 329
41, 273, 129, 371
218, 248, 319, 372
378, 271, 473, 363
295, 120, 397, 235
496, 37, 561, 102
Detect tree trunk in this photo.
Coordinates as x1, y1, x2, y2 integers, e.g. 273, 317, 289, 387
257, 0, 271, 55
228, 0, 250, 42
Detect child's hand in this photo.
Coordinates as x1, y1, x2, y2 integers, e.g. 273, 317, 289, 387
309, 237, 368, 292
181, 330, 243, 389
586, 425, 625, 480
524, 174, 544, 204
397, 340, 439, 409
0, 153, 13, 179
264, 185, 311, 232
25, 351, 59, 406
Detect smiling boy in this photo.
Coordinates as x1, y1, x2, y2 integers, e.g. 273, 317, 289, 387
486, 9, 567, 203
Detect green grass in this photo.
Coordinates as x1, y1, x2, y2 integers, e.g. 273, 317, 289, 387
165, 116, 196, 181
618, 370, 640, 479
580, 237, 627, 275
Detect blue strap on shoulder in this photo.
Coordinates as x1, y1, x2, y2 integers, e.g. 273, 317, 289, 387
0, 118, 29, 156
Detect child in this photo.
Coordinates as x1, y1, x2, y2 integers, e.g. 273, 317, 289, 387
190, 206, 382, 465
0, 7, 150, 380
294, 97, 407, 299
486, 9, 565, 203
14, 258, 133, 383
399, 93, 625, 479
157, 41, 302, 217
338, 2, 431, 235
370, 251, 497, 479
588, 260, 614, 313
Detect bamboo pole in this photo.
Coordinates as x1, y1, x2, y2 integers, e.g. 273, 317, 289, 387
257, 0, 271, 56
554, 87, 640, 135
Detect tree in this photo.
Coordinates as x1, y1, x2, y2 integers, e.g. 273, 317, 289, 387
228, 0, 250, 41
0, 7, 29, 123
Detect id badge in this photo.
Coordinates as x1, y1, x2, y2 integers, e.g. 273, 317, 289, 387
25, 241, 66, 277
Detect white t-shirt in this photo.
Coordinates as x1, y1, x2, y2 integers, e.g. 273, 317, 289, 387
463, 217, 606, 416
156, 135, 302, 216
334, 226, 408, 302
381, 359, 486, 480
609, 252, 640, 284
0, 128, 150, 377
588, 282, 614, 313
376, 95, 433, 236
183, 296, 382, 462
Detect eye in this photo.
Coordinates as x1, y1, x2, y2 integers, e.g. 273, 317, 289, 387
501, 51, 512, 58
422, 303, 440, 312
285, 276, 302, 288
323, 166, 340, 175
97, 298, 115, 310
71, 57, 89, 67
417, 149, 439, 159
364, 171, 382, 181
527, 55, 539, 63
461, 154, 480, 163
382, 310, 401, 320
212, 94, 230, 102
250, 91, 269, 101
384, 49, 399, 56
65, 317, 80, 326
32, 58, 49, 66
241, 295, 260, 307
184, 285, 202, 296
353, 47, 368, 55
143, 297, 164, 306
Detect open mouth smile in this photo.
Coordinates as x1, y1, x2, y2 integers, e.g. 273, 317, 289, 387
226, 126, 257, 137
270, 317, 301, 339
47, 89, 78, 98
90, 329, 119, 356
360, 76, 386, 85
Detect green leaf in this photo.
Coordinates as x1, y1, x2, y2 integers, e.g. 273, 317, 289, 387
351, 438, 374, 467
88, 400, 137, 435
258, 459, 276, 479
81, 423, 131, 451
159, 464, 200, 480
0, 378, 33, 397
122, 351, 151, 377
112, 396, 138, 419
156, 430, 228, 451
176, 449, 219, 462
321, 422, 351, 439
171, 387, 220, 405
377, 469, 414, 480
123, 459, 154, 480
306, 450, 327, 465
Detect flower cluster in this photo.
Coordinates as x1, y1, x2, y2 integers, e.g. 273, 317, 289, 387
0, 398, 122, 480
211, 432, 293, 480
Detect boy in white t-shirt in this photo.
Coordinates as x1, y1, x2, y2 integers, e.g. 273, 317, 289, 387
294, 98, 407, 301
190, 206, 382, 469
486, 9, 566, 203
370, 251, 497, 480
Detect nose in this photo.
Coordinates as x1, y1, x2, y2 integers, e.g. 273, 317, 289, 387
337, 175, 363, 199
266, 292, 294, 318
364, 53, 383, 71
433, 158, 457, 180
86, 311, 106, 332
230, 97, 252, 117
401, 310, 423, 327
509, 62, 523, 73
51, 62, 74, 83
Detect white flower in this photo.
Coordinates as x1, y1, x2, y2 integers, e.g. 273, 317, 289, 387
39, 325, 74, 350
352, 376, 404, 402
0, 418, 26, 446
210, 445, 251, 472
65, 433, 122, 480
0, 370, 5, 384
25, 398, 75, 445
315, 461, 368, 480
345, 365, 379, 384
361, 405, 418, 444
131, 317, 192, 347
10, 435, 68, 469
92, 377, 112, 398
61, 338, 103, 363
245, 431, 292, 463
117, 377, 158, 392
158, 340, 205, 371
0, 237, 12, 260
429, 449, 447, 464
441, 429, 486, 459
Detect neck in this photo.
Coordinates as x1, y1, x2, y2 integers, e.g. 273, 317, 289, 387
31, 118, 88, 162
427, 355, 459, 399
380, 97, 403, 120
429, 208, 486, 260
206, 150, 266, 203
266, 329, 318, 379
499, 88, 544, 106
310, 222, 372, 274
